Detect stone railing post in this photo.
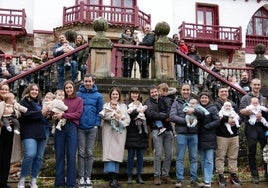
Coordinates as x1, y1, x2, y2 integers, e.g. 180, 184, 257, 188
251, 43, 268, 95
90, 17, 113, 77
153, 21, 176, 80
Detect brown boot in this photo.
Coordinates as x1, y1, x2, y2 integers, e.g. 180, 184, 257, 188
154, 176, 161, 185
161, 176, 176, 184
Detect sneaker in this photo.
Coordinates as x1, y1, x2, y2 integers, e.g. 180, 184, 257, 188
154, 176, 161, 185
230, 173, 242, 185
85, 178, 92, 186
191, 179, 204, 187
203, 182, 211, 187
157, 127, 166, 136
161, 176, 175, 184
218, 174, 227, 186
78, 177, 85, 186
30, 178, 38, 188
175, 180, 183, 188
17, 177, 25, 188
252, 176, 259, 184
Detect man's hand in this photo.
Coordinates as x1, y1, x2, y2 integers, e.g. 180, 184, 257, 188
228, 117, 235, 127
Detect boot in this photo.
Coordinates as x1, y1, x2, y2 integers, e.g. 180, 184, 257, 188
136, 174, 144, 184
127, 175, 133, 184
109, 172, 119, 188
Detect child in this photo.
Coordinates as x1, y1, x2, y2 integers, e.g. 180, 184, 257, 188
99, 99, 124, 133
42, 92, 55, 132
51, 90, 68, 131
246, 97, 268, 127
127, 100, 148, 134
157, 83, 177, 136
218, 101, 240, 135
0, 92, 27, 134
183, 98, 210, 127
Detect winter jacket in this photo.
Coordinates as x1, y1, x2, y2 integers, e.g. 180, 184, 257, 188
19, 96, 46, 140
118, 34, 136, 58
170, 97, 203, 134
125, 105, 149, 149
77, 84, 103, 129
198, 102, 220, 150
239, 92, 267, 126
144, 96, 169, 130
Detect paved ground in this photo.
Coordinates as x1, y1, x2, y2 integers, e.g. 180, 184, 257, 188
7, 180, 268, 188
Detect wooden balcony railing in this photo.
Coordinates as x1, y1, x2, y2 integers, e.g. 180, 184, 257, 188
245, 35, 268, 54
179, 22, 242, 49
0, 8, 26, 31
63, 2, 150, 27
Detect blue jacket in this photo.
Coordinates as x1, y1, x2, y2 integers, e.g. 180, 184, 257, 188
77, 84, 103, 129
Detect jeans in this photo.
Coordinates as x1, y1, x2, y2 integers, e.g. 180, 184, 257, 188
20, 137, 47, 178
152, 129, 173, 177
57, 60, 78, 89
77, 127, 98, 179
104, 161, 120, 173
199, 148, 214, 183
127, 148, 145, 175
71, 60, 78, 82
176, 134, 198, 181
55, 121, 77, 187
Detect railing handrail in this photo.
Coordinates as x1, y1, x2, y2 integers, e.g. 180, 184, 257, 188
176, 49, 247, 96
0, 8, 26, 28
63, 2, 151, 27
3, 43, 89, 85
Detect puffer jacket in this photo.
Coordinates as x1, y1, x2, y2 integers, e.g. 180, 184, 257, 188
77, 84, 103, 129
198, 102, 220, 150
170, 97, 204, 134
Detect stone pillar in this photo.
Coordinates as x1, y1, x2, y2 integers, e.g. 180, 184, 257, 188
153, 21, 176, 80
90, 17, 113, 77
251, 43, 268, 95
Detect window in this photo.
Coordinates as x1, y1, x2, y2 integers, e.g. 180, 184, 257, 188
196, 4, 218, 26
196, 4, 219, 38
246, 7, 268, 36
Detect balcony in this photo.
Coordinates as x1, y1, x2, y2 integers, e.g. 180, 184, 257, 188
0, 8, 26, 36
179, 22, 242, 50
245, 35, 268, 54
63, 2, 151, 27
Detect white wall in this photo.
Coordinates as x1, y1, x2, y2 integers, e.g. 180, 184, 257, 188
0, 0, 74, 33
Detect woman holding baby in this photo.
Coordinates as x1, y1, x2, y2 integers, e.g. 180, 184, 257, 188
101, 87, 130, 188
125, 87, 149, 184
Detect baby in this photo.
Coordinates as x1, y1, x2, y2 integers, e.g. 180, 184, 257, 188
218, 101, 240, 135
99, 99, 124, 133
246, 97, 268, 127
127, 100, 148, 134
183, 98, 210, 127
0, 92, 27, 134
52, 90, 68, 131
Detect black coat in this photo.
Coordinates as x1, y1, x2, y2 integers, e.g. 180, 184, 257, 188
19, 96, 46, 140
215, 98, 239, 137
125, 108, 148, 149
144, 97, 169, 130
198, 102, 220, 150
